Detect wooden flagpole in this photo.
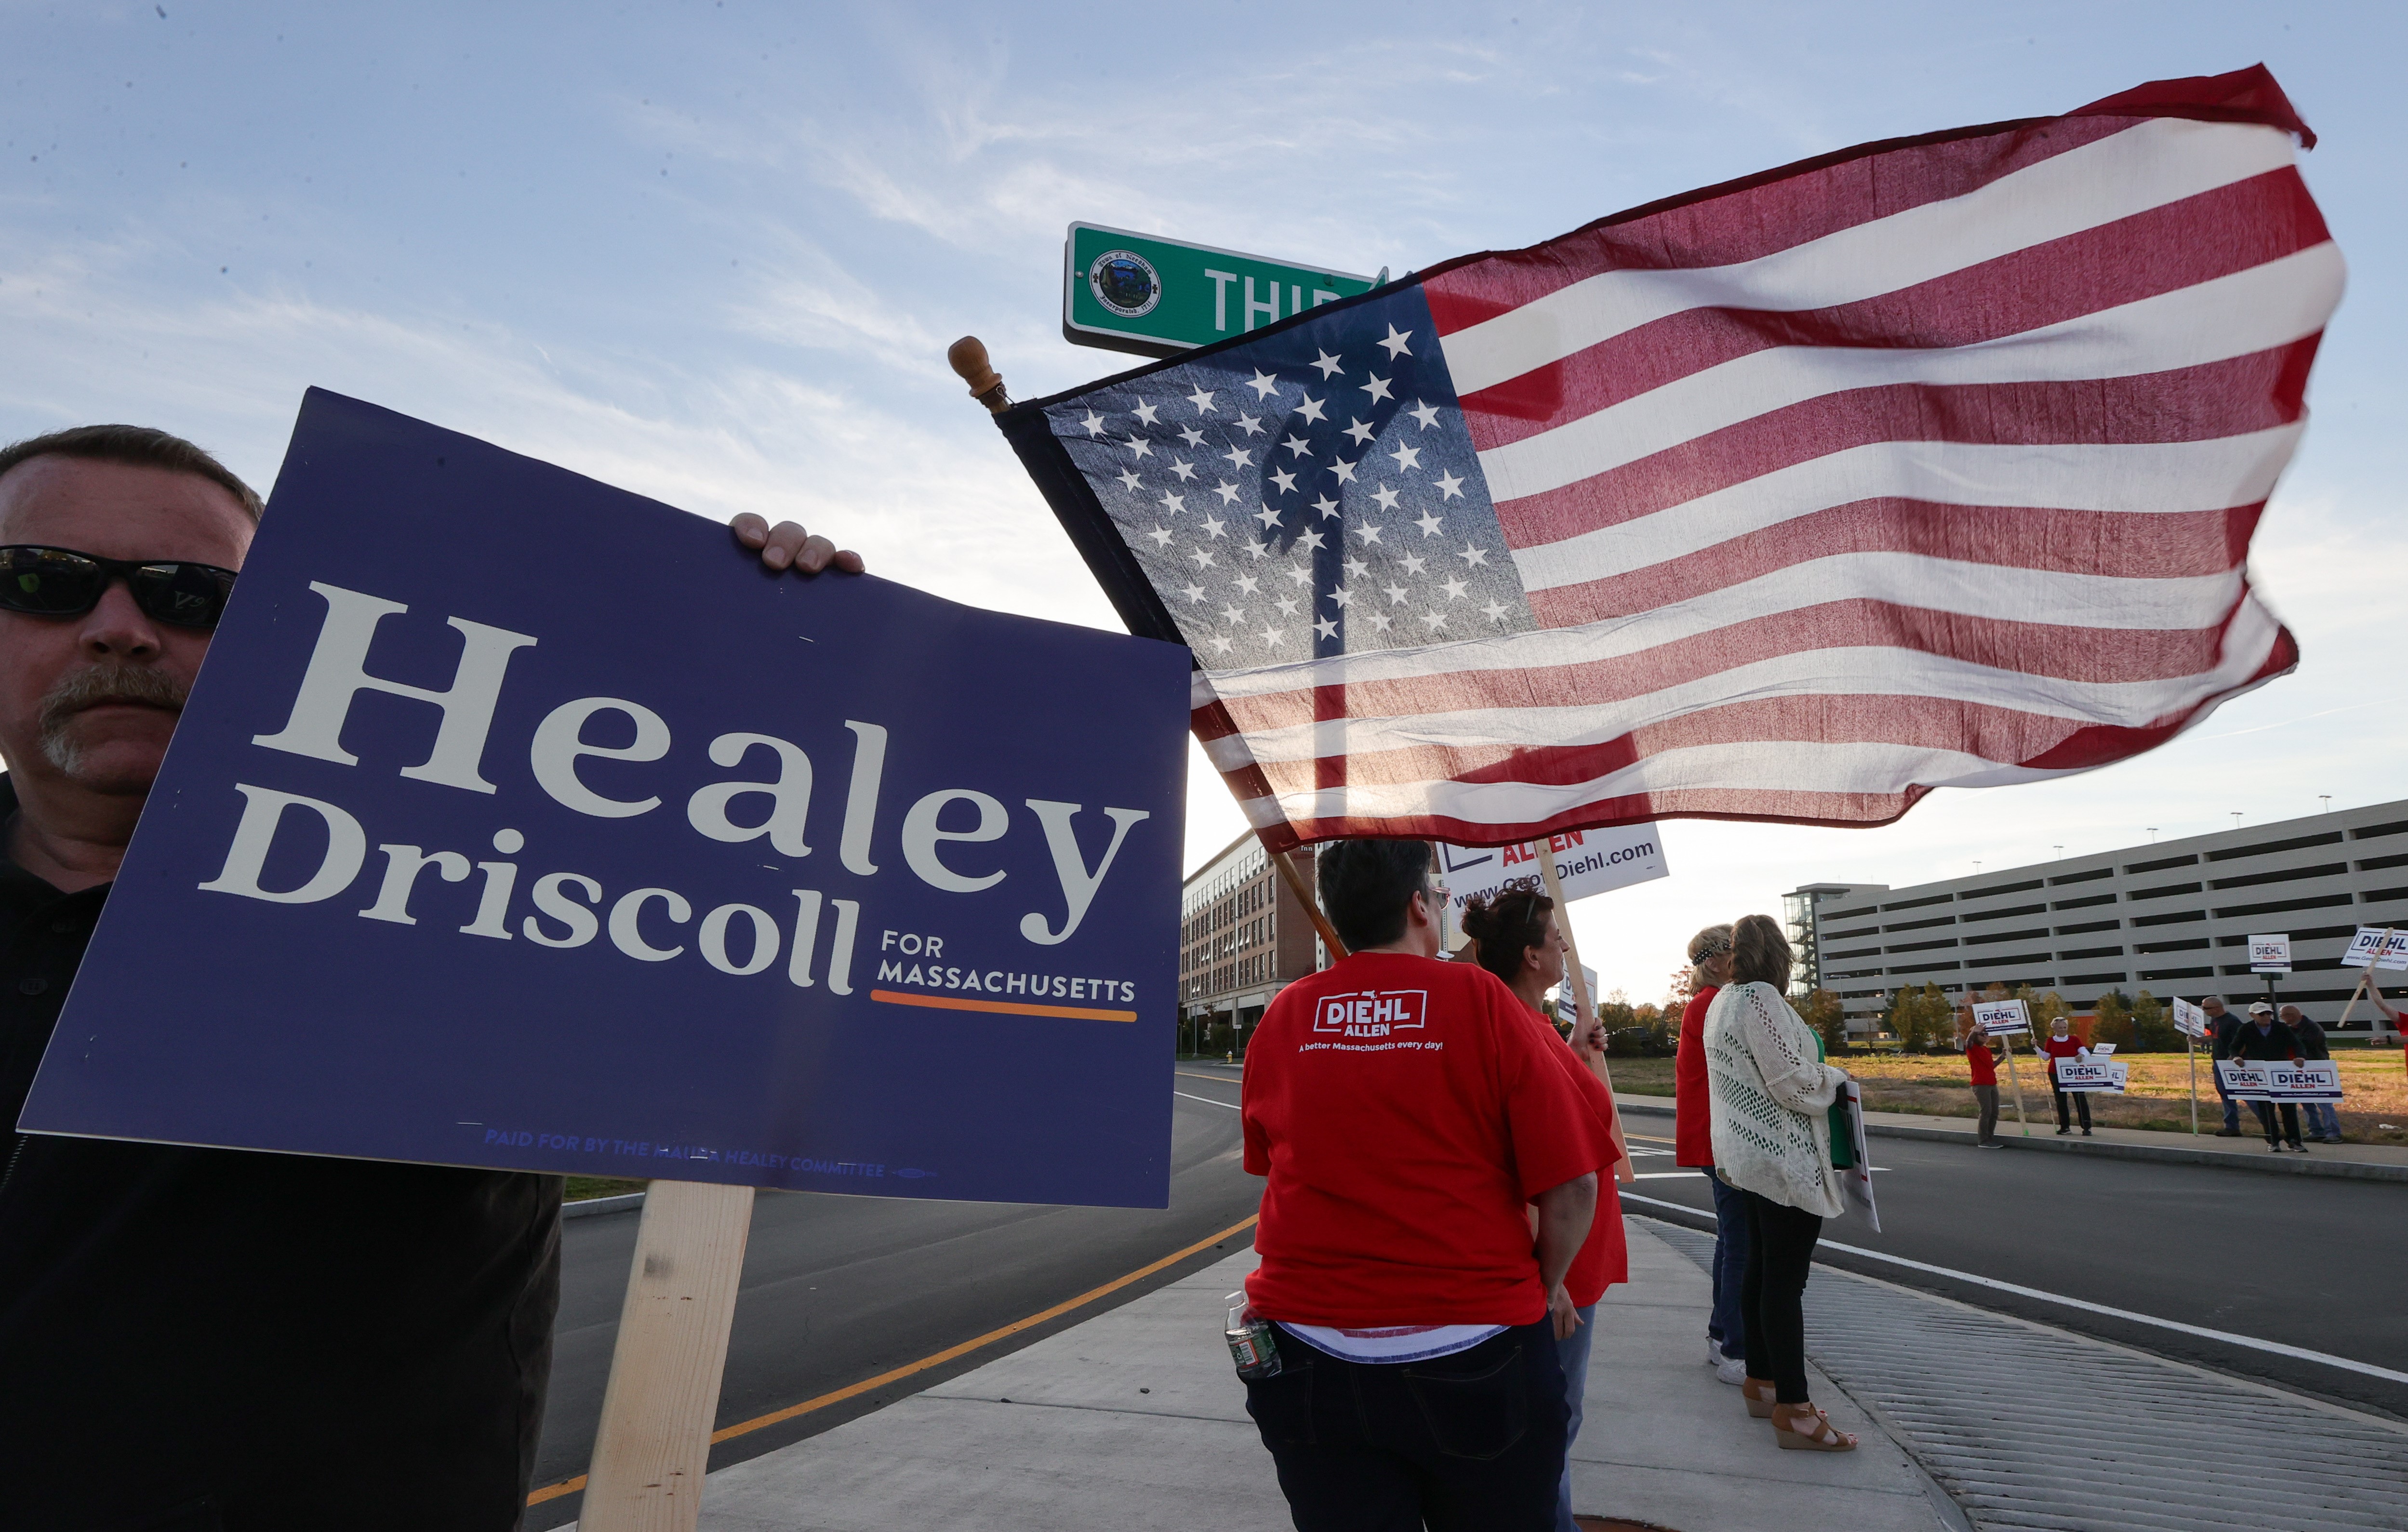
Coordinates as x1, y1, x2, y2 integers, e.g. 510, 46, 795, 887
947, 336, 1351, 984
581, 1179, 756, 1531
1535, 842, 1636, 1185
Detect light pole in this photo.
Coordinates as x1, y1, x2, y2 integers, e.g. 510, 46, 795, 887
2321, 795, 2332, 814
2232, 812, 2243, 831
2148, 827, 2159, 844
2054, 845, 2064, 860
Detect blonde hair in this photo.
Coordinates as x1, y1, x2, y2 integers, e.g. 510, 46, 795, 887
1730, 913, 1793, 991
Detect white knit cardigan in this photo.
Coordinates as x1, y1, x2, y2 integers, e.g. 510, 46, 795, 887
1703, 981, 1848, 1218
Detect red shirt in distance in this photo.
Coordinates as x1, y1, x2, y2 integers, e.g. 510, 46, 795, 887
1966, 1037, 1998, 1086
2039, 1033, 2085, 1081
1674, 985, 1719, 1167
1242, 951, 1613, 1329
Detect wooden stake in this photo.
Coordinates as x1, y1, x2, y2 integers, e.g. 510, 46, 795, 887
1271, 842, 1347, 964
581, 1179, 757, 1532
1535, 842, 1635, 1185
2001, 1030, 2032, 1136
2187, 1030, 2200, 1136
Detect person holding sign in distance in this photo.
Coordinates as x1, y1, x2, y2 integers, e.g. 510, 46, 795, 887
2039, 1014, 2094, 1136
0, 423, 859, 1529
2283, 1005, 2341, 1142
2235, 1001, 2308, 1151
1963, 1020, 2005, 1148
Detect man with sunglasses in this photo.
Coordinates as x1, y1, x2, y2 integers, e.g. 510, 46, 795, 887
0, 423, 859, 1530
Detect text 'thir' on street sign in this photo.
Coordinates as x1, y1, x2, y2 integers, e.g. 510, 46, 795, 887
1063, 222, 1380, 359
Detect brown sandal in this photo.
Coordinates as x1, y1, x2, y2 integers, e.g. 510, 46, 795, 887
1772, 1402, 1859, 1452
1741, 1377, 1776, 1419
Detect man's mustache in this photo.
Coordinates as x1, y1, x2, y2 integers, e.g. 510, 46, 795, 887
39, 664, 190, 734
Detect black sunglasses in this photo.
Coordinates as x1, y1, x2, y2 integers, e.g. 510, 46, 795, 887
0, 545, 239, 630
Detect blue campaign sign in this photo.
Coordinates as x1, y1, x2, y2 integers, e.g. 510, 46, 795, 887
19, 389, 1190, 1208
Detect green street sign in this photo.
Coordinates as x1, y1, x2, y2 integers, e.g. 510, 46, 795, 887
1062, 221, 1379, 359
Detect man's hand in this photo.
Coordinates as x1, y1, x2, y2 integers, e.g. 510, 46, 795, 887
1548, 1281, 1583, 1341
732, 513, 865, 575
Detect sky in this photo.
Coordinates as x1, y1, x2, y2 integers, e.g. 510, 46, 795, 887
4, 1, 2402, 1004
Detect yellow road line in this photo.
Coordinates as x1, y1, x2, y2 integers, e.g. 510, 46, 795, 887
528, 1212, 1262, 1507
1175, 1070, 1240, 1083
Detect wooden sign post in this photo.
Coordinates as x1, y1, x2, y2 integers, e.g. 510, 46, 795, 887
1535, 844, 1636, 1186
580, 1180, 758, 1532
2000, 1030, 2032, 1136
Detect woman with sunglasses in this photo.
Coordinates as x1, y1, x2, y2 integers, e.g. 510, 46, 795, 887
1462, 886, 1627, 1532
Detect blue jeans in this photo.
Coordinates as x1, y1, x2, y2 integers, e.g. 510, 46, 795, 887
1705, 1169, 1750, 1360
2217, 1074, 2241, 1131
1554, 1303, 1597, 1532
2304, 1101, 2341, 1139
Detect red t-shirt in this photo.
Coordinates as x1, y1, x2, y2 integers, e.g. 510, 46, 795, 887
2039, 1033, 2084, 1081
1542, 1034, 1628, 1307
1674, 986, 1719, 1167
1966, 1038, 1998, 1086
1242, 951, 1613, 1328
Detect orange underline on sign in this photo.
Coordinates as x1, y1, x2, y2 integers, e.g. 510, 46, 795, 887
869, 988, 1136, 1022
524, 1212, 1262, 1506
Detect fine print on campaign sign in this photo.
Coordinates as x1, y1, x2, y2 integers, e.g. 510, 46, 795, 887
20, 390, 1191, 1208
1437, 825, 1668, 921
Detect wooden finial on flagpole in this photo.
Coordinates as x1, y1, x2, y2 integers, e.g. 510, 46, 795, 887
948, 336, 1012, 414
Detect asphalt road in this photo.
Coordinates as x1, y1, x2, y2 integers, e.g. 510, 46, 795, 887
529, 1061, 2408, 1526
525, 1067, 1260, 1530
1614, 1120, 2408, 1419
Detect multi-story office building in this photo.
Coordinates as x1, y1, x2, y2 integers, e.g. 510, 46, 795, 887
1783, 883, 1889, 997
1180, 831, 1324, 1051
1796, 798, 2408, 1035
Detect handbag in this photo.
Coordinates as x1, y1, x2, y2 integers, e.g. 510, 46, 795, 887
1813, 1030, 1855, 1171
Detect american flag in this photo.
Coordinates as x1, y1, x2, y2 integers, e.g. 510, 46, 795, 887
998, 66, 2340, 854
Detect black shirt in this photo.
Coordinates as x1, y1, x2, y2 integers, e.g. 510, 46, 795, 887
2232, 1018, 2303, 1062
2290, 1016, 2330, 1061
0, 779, 562, 1531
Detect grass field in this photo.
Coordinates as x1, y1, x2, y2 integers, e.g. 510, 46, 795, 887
564, 1175, 649, 1202
1603, 1050, 2408, 1144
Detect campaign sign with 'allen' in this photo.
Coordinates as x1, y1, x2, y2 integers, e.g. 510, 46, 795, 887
18, 390, 1190, 1208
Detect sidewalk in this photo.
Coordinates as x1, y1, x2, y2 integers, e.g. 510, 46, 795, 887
608, 1221, 1953, 1532
1615, 1093, 2408, 1182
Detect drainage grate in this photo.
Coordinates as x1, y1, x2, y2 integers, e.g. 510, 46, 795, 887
1645, 1219, 2408, 1532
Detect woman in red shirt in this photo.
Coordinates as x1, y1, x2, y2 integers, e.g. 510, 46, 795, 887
1964, 1024, 2004, 1147
2038, 1014, 2093, 1136
1674, 924, 1742, 1383
1464, 887, 1626, 1532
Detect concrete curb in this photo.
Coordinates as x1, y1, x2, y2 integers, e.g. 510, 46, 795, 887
562, 1191, 646, 1219
1612, 1096, 2408, 1184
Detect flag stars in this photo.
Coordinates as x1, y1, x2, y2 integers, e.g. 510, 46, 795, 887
1243, 539, 1273, 562
1117, 468, 1143, 492
1158, 490, 1185, 513
1190, 547, 1217, 568
1384, 582, 1410, 605
1186, 386, 1217, 414
1457, 542, 1489, 567
1344, 418, 1377, 446
1370, 485, 1400, 513
1388, 443, 1421, 472
1315, 616, 1338, 640
1408, 400, 1442, 430
1281, 433, 1314, 459
1399, 553, 1426, 576
1200, 514, 1227, 539
1234, 573, 1260, 595
1366, 609, 1393, 633
1329, 458, 1359, 485
1125, 436, 1153, 460
1132, 401, 1161, 426
1326, 585, 1354, 608
1296, 528, 1327, 552
1269, 467, 1299, 495
1482, 598, 1513, 625
1353, 523, 1385, 545
1179, 582, 1206, 603
1246, 370, 1281, 400
1253, 503, 1282, 530
1081, 411, 1107, 436
1147, 526, 1174, 547
1209, 633, 1235, 655
1310, 349, 1344, 379
1378, 324, 1413, 359
1416, 509, 1445, 537
1282, 564, 1312, 587
1258, 624, 1285, 647
1360, 374, 1394, 403
1312, 494, 1342, 519
1274, 594, 1301, 618
1419, 611, 1449, 633
1296, 394, 1328, 425
1220, 602, 1246, 625
1440, 576, 1469, 601
1223, 445, 1255, 470
1177, 426, 1206, 449
1214, 479, 1243, 505
1168, 458, 1197, 482
1433, 470, 1465, 501
1343, 555, 1370, 581
1237, 412, 1265, 437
